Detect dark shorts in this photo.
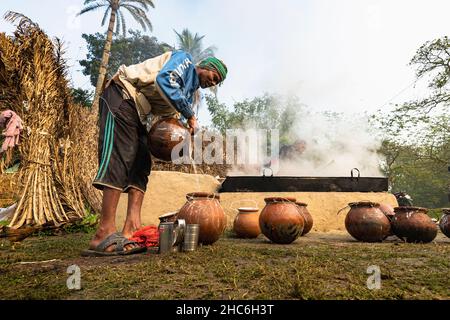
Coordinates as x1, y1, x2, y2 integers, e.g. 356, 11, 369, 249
93, 81, 151, 193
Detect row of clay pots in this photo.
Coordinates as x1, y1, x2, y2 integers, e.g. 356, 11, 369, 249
344, 202, 450, 243
160, 193, 314, 246
234, 197, 314, 244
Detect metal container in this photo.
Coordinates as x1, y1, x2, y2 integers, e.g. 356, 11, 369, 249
158, 222, 177, 254
173, 219, 186, 246
183, 224, 200, 252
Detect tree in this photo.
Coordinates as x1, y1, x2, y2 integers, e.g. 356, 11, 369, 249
174, 28, 217, 63
373, 36, 450, 207
206, 93, 305, 145
71, 87, 93, 108
77, 0, 155, 114
79, 30, 166, 87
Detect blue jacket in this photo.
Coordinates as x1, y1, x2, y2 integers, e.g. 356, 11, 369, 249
156, 51, 200, 119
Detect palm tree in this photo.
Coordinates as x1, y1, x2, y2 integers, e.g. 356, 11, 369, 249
78, 0, 155, 114
174, 28, 219, 109
174, 28, 217, 63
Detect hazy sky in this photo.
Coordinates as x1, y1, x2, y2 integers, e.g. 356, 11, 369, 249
1, 0, 449, 125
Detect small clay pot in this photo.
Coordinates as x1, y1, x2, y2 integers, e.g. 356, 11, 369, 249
259, 197, 304, 244
233, 207, 261, 239
439, 209, 450, 238
148, 118, 189, 161
177, 192, 226, 245
344, 202, 391, 242
391, 207, 438, 243
295, 202, 313, 236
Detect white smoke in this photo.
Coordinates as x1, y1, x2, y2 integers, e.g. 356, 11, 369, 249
227, 109, 384, 177
278, 111, 384, 177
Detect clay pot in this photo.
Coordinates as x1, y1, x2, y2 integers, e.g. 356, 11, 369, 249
259, 197, 304, 244
439, 209, 450, 238
391, 207, 438, 243
148, 118, 189, 161
177, 192, 226, 245
344, 202, 391, 242
295, 202, 313, 236
378, 203, 395, 220
378, 203, 396, 237
233, 207, 261, 239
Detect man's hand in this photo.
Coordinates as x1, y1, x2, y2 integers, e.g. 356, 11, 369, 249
187, 116, 199, 135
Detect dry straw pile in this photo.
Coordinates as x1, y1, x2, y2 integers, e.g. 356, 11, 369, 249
0, 12, 101, 230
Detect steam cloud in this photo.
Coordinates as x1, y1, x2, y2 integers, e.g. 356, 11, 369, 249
228, 110, 384, 177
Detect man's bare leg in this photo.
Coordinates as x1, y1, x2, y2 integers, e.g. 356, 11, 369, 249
122, 188, 144, 239
89, 187, 136, 252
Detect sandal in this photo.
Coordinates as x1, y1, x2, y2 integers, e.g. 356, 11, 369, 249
81, 232, 146, 257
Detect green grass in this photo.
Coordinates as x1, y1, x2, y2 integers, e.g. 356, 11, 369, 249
0, 232, 449, 300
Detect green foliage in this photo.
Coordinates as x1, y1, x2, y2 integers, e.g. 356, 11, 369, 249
206, 93, 305, 145
78, 0, 155, 36
71, 87, 93, 108
373, 36, 450, 208
63, 210, 99, 234
79, 30, 166, 86
174, 28, 216, 63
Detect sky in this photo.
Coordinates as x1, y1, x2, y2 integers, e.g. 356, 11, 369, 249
1, 0, 449, 126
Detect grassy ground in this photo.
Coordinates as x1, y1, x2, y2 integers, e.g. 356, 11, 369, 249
0, 231, 449, 300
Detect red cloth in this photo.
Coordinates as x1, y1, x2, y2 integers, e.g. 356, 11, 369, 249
129, 226, 159, 248
0, 110, 23, 153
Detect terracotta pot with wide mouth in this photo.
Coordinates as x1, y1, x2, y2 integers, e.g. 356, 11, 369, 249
344, 202, 391, 242
295, 202, 313, 236
233, 207, 261, 239
439, 209, 450, 238
259, 197, 304, 244
148, 118, 189, 161
177, 192, 226, 245
391, 207, 437, 243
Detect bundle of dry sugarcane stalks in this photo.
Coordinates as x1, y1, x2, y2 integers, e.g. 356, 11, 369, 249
0, 12, 101, 229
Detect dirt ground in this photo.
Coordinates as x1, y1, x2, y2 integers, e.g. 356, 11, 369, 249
1, 231, 449, 300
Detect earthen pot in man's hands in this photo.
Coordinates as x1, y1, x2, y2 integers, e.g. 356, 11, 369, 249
148, 118, 189, 161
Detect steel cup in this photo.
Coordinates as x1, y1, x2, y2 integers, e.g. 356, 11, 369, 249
183, 224, 200, 252
158, 222, 177, 254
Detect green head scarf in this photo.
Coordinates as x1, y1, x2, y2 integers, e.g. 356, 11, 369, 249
198, 57, 228, 83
